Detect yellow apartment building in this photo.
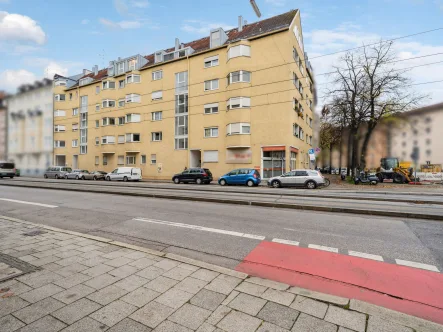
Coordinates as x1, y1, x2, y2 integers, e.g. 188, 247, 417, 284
53, 9, 315, 180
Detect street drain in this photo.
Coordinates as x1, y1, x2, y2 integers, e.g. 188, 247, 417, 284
22, 229, 47, 237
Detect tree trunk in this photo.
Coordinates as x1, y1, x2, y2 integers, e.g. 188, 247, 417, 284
338, 137, 343, 173
360, 125, 375, 170
347, 129, 353, 176
329, 145, 333, 174
351, 129, 359, 176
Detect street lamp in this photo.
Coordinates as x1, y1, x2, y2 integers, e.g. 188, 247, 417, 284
250, 0, 261, 18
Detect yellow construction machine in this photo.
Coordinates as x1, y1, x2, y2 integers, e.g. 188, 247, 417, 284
376, 158, 418, 184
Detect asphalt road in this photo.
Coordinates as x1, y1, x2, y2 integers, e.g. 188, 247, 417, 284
0, 185, 442, 272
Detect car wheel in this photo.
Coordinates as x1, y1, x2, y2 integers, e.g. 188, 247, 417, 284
371, 180, 378, 185
246, 180, 254, 187
123, 176, 128, 182
93, 176, 97, 181
271, 180, 281, 188
306, 181, 317, 189
44, 174, 48, 179
76, 175, 79, 180
55, 174, 59, 179
219, 179, 227, 186
173, 178, 180, 184
196, 178, 203, 185
106, 176, 111, 181
10, 176, 14, 179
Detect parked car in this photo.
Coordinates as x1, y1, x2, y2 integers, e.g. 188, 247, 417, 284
218, 168, 261, 187
106, 167, 142, 182
268, 169, 326, 189
44, 166, 72, 179
65, 169, 90, 180
172, 168, 212, 184
82, 171, 107, 180
0, 161, 15, 178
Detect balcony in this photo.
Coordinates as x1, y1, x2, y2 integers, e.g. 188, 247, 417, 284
225, 134, 251, 148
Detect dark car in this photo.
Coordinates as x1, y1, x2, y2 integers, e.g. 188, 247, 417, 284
172, 168, 213, 184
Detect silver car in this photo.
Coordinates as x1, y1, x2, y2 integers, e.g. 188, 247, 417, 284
64, 169, 90, 180
44, 166, 72, 179
268, 169, 326, 189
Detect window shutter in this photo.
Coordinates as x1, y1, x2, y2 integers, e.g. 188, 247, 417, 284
203, 150, 219, 162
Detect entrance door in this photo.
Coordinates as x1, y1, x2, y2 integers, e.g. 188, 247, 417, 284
190, 150, 201, 168
72, 155, 78, 169
55, 155, 66, 166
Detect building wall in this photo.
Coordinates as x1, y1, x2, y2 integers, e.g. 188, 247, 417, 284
7, 85, 53, 175
0, 94, 6, 161
53, 14, 315, 179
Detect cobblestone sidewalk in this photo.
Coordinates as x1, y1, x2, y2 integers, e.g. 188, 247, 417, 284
0, 217, 442, 332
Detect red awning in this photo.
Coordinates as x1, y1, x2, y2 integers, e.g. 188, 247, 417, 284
290, 147, 299, 153
262, 146, 285, 152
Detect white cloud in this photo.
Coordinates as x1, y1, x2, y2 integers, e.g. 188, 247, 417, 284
0, 69, 37, 92
181, 20, 235, 35
81, 19, 89, 24
23, 57, 84, 79
0, 11, 46, 45
99, 17, 142, 29
44, 62, 69, 79
265, 0, 286, 6
114, 0, 128, 15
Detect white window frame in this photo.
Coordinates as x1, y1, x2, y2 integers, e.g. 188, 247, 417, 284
55, 80, 66, 86
128, 58, 137, 71
204, 79, 219, 91
227, 70, 251, 84
95, 137, 99, 145
125, 133, 141, 143
227, 97, 251, 110
150, 154, 157, 164
152, 90, 163, 100
204, 102, 219, 114
118, 99, 125, 107
117, 62, 125, 75
54, 94, 65, 101
204, 127, 218, 138
152, 70, 163, 80
72, 108, 79, 116
126, 74, 141, 84
126, 114, 141, 123
125, 93, 141, 103
126, 155, 136, 165
101, 136, 115, 144
118, 135, 125, 144
203, 150, 219, 163
204, 55, 219, 68
151, 111, 162, 121
102, 117, 116, 126
151, 132, 163, 142
54, 110, 66, 117
72, 139, 78, 147
96, 86, 100, 94
54, 125, 66, 132
95, 120, 99, 128
54, 140, 65, 148
102, 99, 116, 108
228, 45, 251, 59
102, 81, 116, 90
95, 104, 100, 111
95, 156, 99, 165
226, 123, 250, 135
118, 79, 125, 89
72, 123, 79, 131
141, 155, 147, 164
117, 155, 124, 165
118, 116, 125, 125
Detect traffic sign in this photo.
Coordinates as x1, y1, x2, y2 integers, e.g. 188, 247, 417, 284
308, 149, 314, 154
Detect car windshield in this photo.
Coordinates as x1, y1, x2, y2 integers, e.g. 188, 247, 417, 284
204, 169, 212, 176
0, 163, 15, 169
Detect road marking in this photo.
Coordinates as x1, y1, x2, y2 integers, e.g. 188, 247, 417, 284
348, 250, 384, 262
395, 259, 440, 272
308, 244, 339, 253
133, 218, 265, 240
0, 198, 58, 208
272, 238, 299, 246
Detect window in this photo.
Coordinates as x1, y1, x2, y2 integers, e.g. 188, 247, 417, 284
72, 139, 78, 147
175, 138, 188, 150
102, 99, 116, 108
204, 127, 218, 137
102, 81, 116, 90
55, 80, 66, 86
426, 127, 431, 134
211, 30, 221, 47
102, 117, 116, 126
72, 123, 79, 131
226, 123, 250, 135
118, 99, 125, 108
152, 70, 163, 80
54, 94, 65, 101
117, 62, 125, 74
126, 114, 141, 123
204, 103, 219, 114
126, 133, 140, 142
141, 155, 146, 164
128, 58, 137, 71
103, 155, 108, 166
426, 139, 431, 145
126, 74, 141, 84
69, 93, 73, 100
72, 108, 79, 116
126, 155, 136, 165
227, 97, 251, 110
118, 135, 125, 143
293, 124, 303, 139
101, 136, 115, 144
118, 116, 125, 125
204, 55, 219, 68
152, 111, 162, 121
125, 94, 141, 103
54, 125, 66, 132
152, 91, 163, 100
203, 151, 219, 163
293, 47, 300, 63
96, 86, 100, 94
426, 149, 431, 157
204, 79, 219, 91
96, 104, 100, 111
118, 80, 125, 89
54, 110, 66, 117
118, 155, 124, 165
95, 137, 99, 145
228, 45, 251, 59
95, 156, 99, 165
54, 140, 65, 148
95, 120, 99, 128
151, 154, 157, 164
309, 118, 312, 128
151, 132, 162, 141
227, 71, 251, 84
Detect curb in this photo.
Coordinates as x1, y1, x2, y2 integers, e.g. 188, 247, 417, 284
2, 182, 443, 221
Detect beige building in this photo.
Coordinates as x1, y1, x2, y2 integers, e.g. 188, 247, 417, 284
53, 10, 315, 179
0, 91, 7, 161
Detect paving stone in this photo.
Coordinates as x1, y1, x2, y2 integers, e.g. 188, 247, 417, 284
52, 298, 102, 325
55, 256, 85, 267
290, 295, 329, 319
169, 303, 212, 330
53, 250, 83, 259
177, 263, 200, 272
144, 276, 178, 293
83, 264, 114, 277
130, 301, 175, 328
261, 288, 295, 306
162, 267, 194, 281
114, 274, 148, 292
90, 300, 137, 327
258, 301, 300, 329
81, 256, 110, 267
79, 250, 104, 259
204, 274, 242, 295
52, 284, 96, 304
196, 322, 216, 332
0, 296, 30, 318
367, 316, 414, 332
96, 244, 122, 254
174, 276, 208, 294
57, 244, 82, 252
235, 281, 268, 297
152, 320, 192, 332
16, 315, 66, 332
40, 263, 64, 271
325, 306, 366, 332
29, 256, 61, 267
206, 305, 232, 325
338, 327, 356, 332
217, 310, 262, 332
153, 259, 180, 271
155, 287, 194, 309
104, 257, 134, 268
87, 285, 129, 306
108, 318, 152, 332
101, 251, 127, 259
292, 313, 337, 332
83, 273, 121, 290
0, 281, 32, 296
257, 322, 290, 332
191, 269, 220, 282
289, 287, 350, 306
136, 266, 166, 280
17, 270, 62, 288
53, 273, 91, 289
17, 255, 37, 263
32, 249, 61, 259
108, 264, 139, 278
77, 244, 103, 253
59, 316, 109, 332
53, 263, 88, 277
228, 292, 267, 316
124, 251, 148, 260
128, 257, 157, 269
247, 277, 289, 291
221, 290, 239, 305
0, 314, 25, 332
121, 287, 160, 307
12, 297, 64, 324
190, 289, 226, 311
19, 283, 64, 303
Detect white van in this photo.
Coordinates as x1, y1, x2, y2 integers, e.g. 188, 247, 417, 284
0, 161, 16, 178
105, 167, 142, 182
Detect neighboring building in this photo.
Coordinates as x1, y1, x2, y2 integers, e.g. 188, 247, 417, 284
53, 10, 315, 179
0, 91, 7, 161
7, 79, 54, 176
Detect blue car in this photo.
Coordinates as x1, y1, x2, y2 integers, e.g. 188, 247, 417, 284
218, 168, 261, 187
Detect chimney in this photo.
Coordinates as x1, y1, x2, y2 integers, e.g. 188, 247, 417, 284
175, 38, 180, 51
92, 65, 98, 76
238, 16, 243, 32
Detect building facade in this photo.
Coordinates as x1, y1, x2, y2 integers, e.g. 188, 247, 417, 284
53, 10, 315, 179
0, 91, 7, 161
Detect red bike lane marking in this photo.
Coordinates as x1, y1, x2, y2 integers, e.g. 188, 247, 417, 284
236, 241, 443, 325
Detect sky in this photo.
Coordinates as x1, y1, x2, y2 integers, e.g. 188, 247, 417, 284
1, 0, 443, 108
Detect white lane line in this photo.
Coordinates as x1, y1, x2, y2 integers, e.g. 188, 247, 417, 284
308, 244, 339, 253
395, 259, 440, 272
133, 217, 265, 240
0, 198, 58, 208
272, 238, 300, 246
348, 250, 384, 262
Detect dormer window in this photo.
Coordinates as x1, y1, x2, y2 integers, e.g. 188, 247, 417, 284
117, 62, 125, 75
54, 80, 66, 86
79, 77, 93, 86
128, 59, 137, 71
228, 45, 251, 59
155, 51, 164, 63
211, 31, 221, 47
